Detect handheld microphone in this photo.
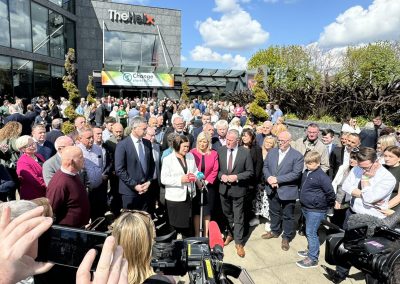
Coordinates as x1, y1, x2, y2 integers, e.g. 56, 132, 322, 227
196, 172, 205, 180
209, 221, 224, 249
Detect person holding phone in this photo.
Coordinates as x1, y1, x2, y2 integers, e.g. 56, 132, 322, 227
161, 134, 200, 238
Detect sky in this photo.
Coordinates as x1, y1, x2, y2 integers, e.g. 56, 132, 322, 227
112, 0, 400, 70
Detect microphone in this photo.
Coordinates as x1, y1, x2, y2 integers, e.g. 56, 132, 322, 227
209, 221, 224, 249
196, 172, 205, 180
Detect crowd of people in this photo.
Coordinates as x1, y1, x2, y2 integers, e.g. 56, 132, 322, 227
0, 94, 399, 283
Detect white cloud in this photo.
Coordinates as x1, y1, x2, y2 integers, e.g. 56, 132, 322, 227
319, 0, 400, 48
263, 0, 278, 3
190, 46, 247, 69
181, 55, 187, 61
197, 0, 269, 50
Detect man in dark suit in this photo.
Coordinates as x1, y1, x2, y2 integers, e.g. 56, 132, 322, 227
115, 116, 155, 212
32, 124, 56, 160
262, 131, 304, 251
4, 104, 31, 135
46, 118, 64, 145
330, 133, 361, 179
321, 129, 337, 179
218, 129, 253, 258
212, 119, 228, 151
161, 116, 194, 151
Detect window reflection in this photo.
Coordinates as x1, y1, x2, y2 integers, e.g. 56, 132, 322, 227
0, 0, 10, 47
64, 18, 75, 55
10, 0, 32, 51
51, 65, 67, 99
49, 0, 75, 13
105, 31, 158, 68
0, 55, 12, 100
32, 2, 49, 56
34, 62, 51, 98
49, 10, 65, 59
13, 58, 33, 99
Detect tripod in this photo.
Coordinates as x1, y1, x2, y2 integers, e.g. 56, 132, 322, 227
198, 180, 208, 237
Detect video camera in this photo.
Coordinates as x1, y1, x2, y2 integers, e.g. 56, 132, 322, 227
325, 225, 400, 283
151, 228, 254, 284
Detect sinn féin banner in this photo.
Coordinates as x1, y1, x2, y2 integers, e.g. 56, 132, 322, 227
101, 71, 174, 87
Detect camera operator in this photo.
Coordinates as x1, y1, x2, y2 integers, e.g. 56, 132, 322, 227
324, 147, 396, 283
0, 201, 128, 284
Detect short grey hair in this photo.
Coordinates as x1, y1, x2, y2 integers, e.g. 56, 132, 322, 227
54, 136, 74, 151
130, 116, 147, 129
52, 118, 63, 129
215, 119, 228, 129
0, 200, 38, 221
15, 135, 33, 150
227, 129, 240, 140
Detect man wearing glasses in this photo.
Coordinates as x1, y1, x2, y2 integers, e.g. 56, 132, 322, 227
262, 131, 304, 251
161, 116, 194, 151
325, 147, 396, 283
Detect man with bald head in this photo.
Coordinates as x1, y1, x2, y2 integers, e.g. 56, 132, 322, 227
42, 136, 74, 186
262, 131, 304, 251
46, 146, 90, 228
256, 121, 274, 147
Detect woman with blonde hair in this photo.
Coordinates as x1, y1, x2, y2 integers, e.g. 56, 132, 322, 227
377, 135, 397, 164
271, 123, 287, 137
190, 131, 219, 236
112, 211, 155, 284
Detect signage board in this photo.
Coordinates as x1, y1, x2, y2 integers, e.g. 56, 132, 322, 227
101, 71, 174, 87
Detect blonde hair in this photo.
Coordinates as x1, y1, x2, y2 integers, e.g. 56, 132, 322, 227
112, 212, 155, 284
304, 150, 321, 164
271, 124, 287, 136
0, 121, 22, 141
196, 131, 211, 152
262, 136, 277, 159
377, 135, 397, 153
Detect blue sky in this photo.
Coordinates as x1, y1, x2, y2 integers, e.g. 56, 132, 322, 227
112, 0, 400, 69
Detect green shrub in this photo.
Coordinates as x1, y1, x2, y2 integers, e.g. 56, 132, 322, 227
285, 113, 299, 120
354, 116, 370, 127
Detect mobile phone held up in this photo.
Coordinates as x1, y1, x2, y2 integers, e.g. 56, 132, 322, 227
36, 225, 109, 270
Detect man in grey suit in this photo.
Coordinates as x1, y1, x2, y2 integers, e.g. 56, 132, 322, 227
42, 136, 74, 186
262, 131, 304, 251
218, 129, 253, 258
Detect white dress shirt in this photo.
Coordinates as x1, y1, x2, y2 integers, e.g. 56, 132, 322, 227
226, 146, 238, 170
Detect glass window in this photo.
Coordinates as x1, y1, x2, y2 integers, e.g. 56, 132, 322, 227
0, 0, 10, 47
105, 31, 158, 69
51, 65, 67, 99
49, 0, 74, 14
31, 2, 49, 56
49, 10, 64, 59
64, 18, 75, 54
0, 55, 12, 101
12, 58, 33, 100
34, 62, 51, 98
9, 0, 32, 51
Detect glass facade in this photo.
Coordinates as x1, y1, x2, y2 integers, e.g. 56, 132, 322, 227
105, 31, 158, 69
0, 56, 12, 100
49, 0, 75, 13
2, 0, 75, 56
13, 58, 33, 99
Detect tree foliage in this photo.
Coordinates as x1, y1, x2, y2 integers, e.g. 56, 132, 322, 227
248, 68, 269, 124
180, 78, 190, 103
86, 75, 97, 104
247, 42, 400, 124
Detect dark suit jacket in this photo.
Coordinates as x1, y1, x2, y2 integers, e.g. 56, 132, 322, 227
211, 136, 223, 151
46, 129, 64, 145
263, 147, 304, 200
115, 136, 155, 196
217, 146, 253, 197
161, 127, 194, 151
327, 143, 338, 179
249, 145, 263, 185
36, 140, 56, 160
330, 146, 345, 179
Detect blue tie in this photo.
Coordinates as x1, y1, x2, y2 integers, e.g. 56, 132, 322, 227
138, 140, 147, 173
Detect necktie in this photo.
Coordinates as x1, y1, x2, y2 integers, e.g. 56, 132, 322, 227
228, 149, 233, 173
327, 145, 330, 154
137, 140, 147, 173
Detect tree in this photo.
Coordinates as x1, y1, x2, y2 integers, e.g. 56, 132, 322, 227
62, 48, 80, 134
86, 75, 97, 104
180, 78, 190, 103
248, 68, 269, 124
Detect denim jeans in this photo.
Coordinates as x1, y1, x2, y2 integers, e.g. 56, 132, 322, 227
302, 208, 326, 262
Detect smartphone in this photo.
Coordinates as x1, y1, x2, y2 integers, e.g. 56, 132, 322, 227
36, 225, 108, 270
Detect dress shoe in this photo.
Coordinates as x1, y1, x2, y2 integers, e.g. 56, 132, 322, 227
261, 231, 279, 239
281, 239, 290, 251
224, 235, 234, 246
235, 244, 245, 258
321, 265, 346, 283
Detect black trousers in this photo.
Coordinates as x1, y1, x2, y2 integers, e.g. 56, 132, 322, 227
88, 182, 108, 221
220, 193, 245, 245
268, 192, 296, 241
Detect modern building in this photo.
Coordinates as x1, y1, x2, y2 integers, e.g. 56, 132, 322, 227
0, 0, 247, 102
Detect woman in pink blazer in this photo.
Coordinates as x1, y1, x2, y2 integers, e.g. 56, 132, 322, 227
15, 135, 46, 200
190, 131, 219, 236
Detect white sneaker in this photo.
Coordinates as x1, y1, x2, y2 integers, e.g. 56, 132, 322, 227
264, 222, 271, 231
249, 217, 260, 227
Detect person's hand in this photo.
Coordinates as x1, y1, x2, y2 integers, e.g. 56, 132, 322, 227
138, 181, 151, 195
134, 184, 144, 193
181, 175, 190, 183
227, 175, 238, 183
0, 206, 54, 284
378, 208, 395, 216
0, 143, 9, 153
351, 188, 362, 198
220, 174, 228, 183
267, 176, 278, 185
76, 236, 128, 284
334, 201, 341, 210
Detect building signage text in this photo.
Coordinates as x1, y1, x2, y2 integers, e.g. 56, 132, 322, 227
108, 9, 155, 25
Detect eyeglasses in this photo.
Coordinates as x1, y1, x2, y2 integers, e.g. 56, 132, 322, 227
24, 142, 36, 148
277, 139, 289, 143
359, 161, 375, 172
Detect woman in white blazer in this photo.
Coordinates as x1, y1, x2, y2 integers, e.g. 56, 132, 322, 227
161, 134, 199, 237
